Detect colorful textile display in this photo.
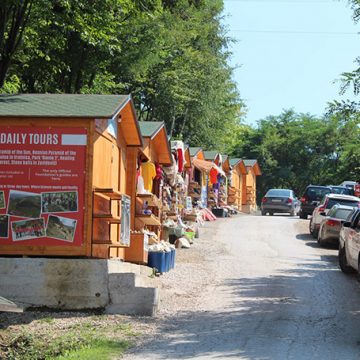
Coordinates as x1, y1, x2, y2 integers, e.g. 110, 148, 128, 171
141, 161, 156, 191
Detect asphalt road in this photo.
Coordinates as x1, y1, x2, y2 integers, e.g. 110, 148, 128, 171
125, 214, 360, 360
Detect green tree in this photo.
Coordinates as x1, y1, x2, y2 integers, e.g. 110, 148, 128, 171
230, 110, 359, 200
0, 0, 34, 87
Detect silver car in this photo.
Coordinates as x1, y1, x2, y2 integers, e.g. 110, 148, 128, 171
338, 208, 360, 274
317, 204, 355, 246
309, 193, 360, 238
261, 189, 299, 216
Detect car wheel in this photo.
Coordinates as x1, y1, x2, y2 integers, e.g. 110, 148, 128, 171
309, 218, 314, 236
313, 227, 319, 239
339, 246, 354, 274
269, 212, 274, 216
317, 230, 323, 246
299, 211, 307, 219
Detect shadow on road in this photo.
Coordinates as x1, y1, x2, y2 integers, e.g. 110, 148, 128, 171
126, 259, 360, 359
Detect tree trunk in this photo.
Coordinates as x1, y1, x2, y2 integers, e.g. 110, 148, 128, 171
0, 0, 33, 88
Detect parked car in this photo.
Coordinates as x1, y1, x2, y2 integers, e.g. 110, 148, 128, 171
340, 181, 357, 195
317, 204, 355, 246
261, 189, 299, 216
309, 193, 360, 238
338, 208, 360, 274
299, 185, 331, 219
328, 185, 352, 195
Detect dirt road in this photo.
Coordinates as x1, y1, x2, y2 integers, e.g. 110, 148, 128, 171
124, 214, 360, 359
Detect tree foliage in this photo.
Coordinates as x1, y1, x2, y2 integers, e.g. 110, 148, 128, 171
0, 0, 245, 149
230, 110, 360, 200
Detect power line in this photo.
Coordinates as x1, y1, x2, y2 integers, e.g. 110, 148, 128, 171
225, 0, 340, 3
229, 29, 359, 35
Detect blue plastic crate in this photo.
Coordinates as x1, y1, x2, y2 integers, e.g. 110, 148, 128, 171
148, 252, 166, 273
170, 248, 176, 269
164, 251, 171, 272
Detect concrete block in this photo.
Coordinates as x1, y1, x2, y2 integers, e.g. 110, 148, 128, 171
0, 257, 158, 315
106, 286, 159, 316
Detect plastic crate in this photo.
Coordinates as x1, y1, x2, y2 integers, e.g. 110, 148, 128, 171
148, 252, 166, 273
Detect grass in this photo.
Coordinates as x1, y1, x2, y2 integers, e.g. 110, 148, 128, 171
1, 318, 136, 360
54, 339, 130, 360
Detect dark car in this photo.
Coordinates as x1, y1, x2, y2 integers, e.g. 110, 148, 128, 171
299, 185, 331, 219
261, 189, 299, 216
328, 185, 352, 195
317, 204, 356, 246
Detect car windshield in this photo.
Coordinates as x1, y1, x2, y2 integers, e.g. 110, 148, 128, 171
330, 187, 351, 195
333, 208, 354, 220
266, 189, 291, 197
326, 198, 359, 209
306, 187, 331, 200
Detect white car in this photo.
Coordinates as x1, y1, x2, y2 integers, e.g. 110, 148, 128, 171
309, 193, 360, 238
338, 209, 360, 274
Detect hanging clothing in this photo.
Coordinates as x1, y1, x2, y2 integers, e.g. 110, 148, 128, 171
155, 162, 163, 180
177, 148, 184, 172
141, 161, 156, 192
210, 168, 218, 185
171, 140, 186, 172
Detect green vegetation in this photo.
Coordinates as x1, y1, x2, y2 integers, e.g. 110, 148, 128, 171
0, 0, 244, 150
0, 0, 359, 192
55, 339, 128, 360
229, 110, 360, 200
0, 317, 136, 360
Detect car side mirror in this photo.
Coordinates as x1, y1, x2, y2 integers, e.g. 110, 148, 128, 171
320, 212, 326, 216
343, 222, 351, 228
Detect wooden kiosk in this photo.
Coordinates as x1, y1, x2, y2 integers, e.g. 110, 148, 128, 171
125, 121, 172, 264
227, 158, 247, 211
0, 94, 142, 259
204, 151, 221, 165
242, 159, 262, 213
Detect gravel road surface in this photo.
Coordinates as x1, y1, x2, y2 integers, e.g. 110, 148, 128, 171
123, 214, 360, 360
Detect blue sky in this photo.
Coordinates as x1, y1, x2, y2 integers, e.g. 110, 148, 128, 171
222, 0, 359, 124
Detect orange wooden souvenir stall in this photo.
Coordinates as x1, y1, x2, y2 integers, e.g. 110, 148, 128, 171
0, 94, 142, 259
124, 121, 172, 264
242, 159, 262, 213
203, 151, 228, 207
227, 158, 247, 211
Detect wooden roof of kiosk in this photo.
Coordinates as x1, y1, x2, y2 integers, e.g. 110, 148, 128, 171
192, 158, 225, 176
243, 159, 262, 176
184, 146, 192, 168
229, 158, 247, 175
0, 94, 142, 258
138, 121, 172, 165
203, 151, 223, 166
189, 147, 205, 160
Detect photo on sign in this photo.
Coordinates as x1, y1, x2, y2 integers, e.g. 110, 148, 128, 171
41, 191, 78, 213
0, 215, 9, 238
7, 190, 41, 218
11, 218, 46, 241
46, 215, 77, 242
0, 191, 5, 209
